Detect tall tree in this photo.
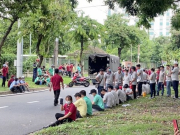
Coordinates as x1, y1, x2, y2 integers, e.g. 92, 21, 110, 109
104, 14, 140, 60
21, 0, 75, 66
0, 0, 49, 53
69, 14, 103, 75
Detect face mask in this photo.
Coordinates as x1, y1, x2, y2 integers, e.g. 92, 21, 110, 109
66, 101, 71, 105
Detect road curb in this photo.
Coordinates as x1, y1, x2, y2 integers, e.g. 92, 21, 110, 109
0, 89, 49, 97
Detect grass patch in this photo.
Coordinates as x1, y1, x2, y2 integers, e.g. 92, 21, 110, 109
34, 96, 180, 135
0, 76, 71, 92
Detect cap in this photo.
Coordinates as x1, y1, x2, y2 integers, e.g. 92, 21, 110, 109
89, 89, 97, 94
11, 75, 15, 78
174, 61, 178, 65
115, 85, 119, 89
123, 84, 129, 88
3, 64, 6, 67
118, 67, 122, 70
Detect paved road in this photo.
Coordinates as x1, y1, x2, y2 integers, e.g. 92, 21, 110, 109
0, 86, 95, 135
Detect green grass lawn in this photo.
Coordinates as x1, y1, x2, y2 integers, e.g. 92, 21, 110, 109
34, 96, 180, 135
0, 76, 71, 92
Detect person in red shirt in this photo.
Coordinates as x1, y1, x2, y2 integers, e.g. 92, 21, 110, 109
2, 64, 7, 87
66, 64, 71, 77
5, 62, 9, 81
58, 65, 63, 75
156, 67, 160, 84
47, 95, 77, 127
50, 69, 64, 106
69, 63, 73, 77
8, 75, 15, 87
148, 69, 151, 76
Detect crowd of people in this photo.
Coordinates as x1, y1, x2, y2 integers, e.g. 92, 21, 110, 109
33, 63, 81, 86
46, 62, 180, 129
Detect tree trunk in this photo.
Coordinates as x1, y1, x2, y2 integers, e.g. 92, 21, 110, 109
38, 55, 44, 67
80, 36, 84, 76
118, 47, 122, 60
36, 34, 43, 67
0, 19, 17, 51
0, 19, 17, 64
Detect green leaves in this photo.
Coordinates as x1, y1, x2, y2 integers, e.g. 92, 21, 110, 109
104, 13, 142, 59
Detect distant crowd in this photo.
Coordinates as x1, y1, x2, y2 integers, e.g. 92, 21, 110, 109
32, 63, 82, 86
46, 62, 180, 129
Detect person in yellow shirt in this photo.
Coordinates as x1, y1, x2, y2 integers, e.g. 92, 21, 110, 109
74, 93, 87, 118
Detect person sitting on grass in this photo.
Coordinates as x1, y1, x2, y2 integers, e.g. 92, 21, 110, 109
101, 89, 114, 108
108, 85, 119, 106
79, 90, 92, 116
21, 76, 29, 91
123, 84, 134, 100
34, 76, 46, 85
74, 93, 87, 118
35, 76, 41, 85
8, 75, 15, 88
18, 77, 26, 92
90, 89, 104, 111
10, 78, 23, 93
47, 95, 77, 127
44, 74, 51, 87
114, 85, 126, 104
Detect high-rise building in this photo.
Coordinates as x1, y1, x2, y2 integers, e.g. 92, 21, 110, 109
149, 9, 173, 38
109, 7, 174, 38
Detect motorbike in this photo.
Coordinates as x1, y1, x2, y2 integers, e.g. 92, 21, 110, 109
69, 76, 90, 87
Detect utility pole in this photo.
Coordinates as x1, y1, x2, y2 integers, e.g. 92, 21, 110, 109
137, 45, 140, 63
16, 19, 23, 78
30, 33, 31, 55
54, 38, 59, 68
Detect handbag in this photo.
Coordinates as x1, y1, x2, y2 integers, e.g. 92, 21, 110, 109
95, 76, 104, 88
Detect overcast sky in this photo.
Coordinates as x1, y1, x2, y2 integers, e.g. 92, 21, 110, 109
76, 0, 109, 24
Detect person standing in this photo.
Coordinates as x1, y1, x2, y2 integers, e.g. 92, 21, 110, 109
157, 66, 166, 96
37, 66, 43, 76
2, 64, 7, 87
104, 68, 114, 90
143, 69, 148, 84
49, 65, 55, 76
66, 64, 70, 77
5, 62, 9, 81
156, 67, 160, 84
136, 64, 143, 96
77, 64, 81, 75
149, 68, 156, 99
171, 62, 179, 99
96, 69, 105, 96
123, 69, 131, 86
50, 69, 64, 106
32, 62, 37, 82
130, 66, 137, 99
165, 65, 172, 97
114, 67, 123, 88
